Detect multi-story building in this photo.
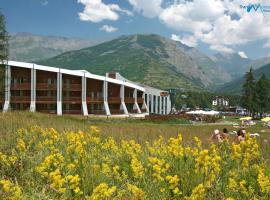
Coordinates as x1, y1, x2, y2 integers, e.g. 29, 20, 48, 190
0, 61, 171, 116
212, 96, 229, 108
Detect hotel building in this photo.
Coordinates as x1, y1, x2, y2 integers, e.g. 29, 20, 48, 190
0, 61, 171, 117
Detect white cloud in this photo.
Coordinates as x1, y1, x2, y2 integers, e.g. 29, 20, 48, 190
127, 0, 162, 17
159, 0, 270, 53
78, 0, 132, 23
171, 34, 197, 47
238, 51, 248, 58
210, 45, 234, 54
100, 25, 118, 33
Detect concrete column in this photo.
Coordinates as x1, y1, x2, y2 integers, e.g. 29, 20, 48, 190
155, 95, 158, 114
81, 75, 88, 116
120, 84, 128, 114
159, 96, 162, 115
133, 89, 141, 114
57, 70, 62, 115
103, 80, 110, 115
142, 92, 149, 113
146, 93, 150, 112
162, 97, 166, 115
150, 95, 154, 114
30, 64, 36, 112
167, 96, 171, 114
3, 64, 11, 112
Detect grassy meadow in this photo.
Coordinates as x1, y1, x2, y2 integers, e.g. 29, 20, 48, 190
0, 112, 270, 199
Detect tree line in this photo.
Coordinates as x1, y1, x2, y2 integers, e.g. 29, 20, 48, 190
241, 68, 270, 118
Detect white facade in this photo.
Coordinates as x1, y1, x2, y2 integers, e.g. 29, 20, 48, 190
1, 61, 172, 116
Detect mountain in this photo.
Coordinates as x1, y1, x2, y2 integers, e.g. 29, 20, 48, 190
37, 34, 231, 90
9, 33, 102, 62
219, 62, 270, 93
211, 53, 270, 79
211, 53, 252, 79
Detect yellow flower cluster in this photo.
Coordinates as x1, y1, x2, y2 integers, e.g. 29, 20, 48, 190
186, 183, 205, 200
127, 183, 145, 199
148, 157, 170, 182
1, 126, 269, 199
167, 134, 184, 157
166, 175, 182, 196
257, 168, 270, 194
231, 135, 260, 170
0, 179, 21, 200
130, 156, 144, 179
88, 183, 116, 200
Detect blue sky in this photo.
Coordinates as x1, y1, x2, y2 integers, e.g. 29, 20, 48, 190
1, 0, 270, 59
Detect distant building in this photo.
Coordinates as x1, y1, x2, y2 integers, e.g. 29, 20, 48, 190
212, 96, 229, 107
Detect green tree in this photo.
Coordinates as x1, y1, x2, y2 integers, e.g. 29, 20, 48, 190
241, 68, 257, 117
0, 11, 9, 105
256, 74, 270, 118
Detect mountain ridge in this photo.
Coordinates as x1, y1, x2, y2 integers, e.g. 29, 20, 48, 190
37, 34, 231, 90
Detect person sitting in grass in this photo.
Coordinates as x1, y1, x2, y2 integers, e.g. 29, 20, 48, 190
237, 128, 246, 142
210, 129, 223, 142
221, 128, 229, 140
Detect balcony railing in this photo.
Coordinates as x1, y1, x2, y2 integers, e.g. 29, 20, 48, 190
63, 84, 81, 91
36, 96, 57, 103
62, 97, 82, 103
10, 96, 31, 103
63, 110, 82, 115
36, 83, 57, 90
129, 109, 138, 113
88, 110, 106, 115
11, 83, 31, 90
125, 97, 135, 104
37, 110, 57, 114
137, 97, 144, 104
86, 97, 104, 103
108, 97, 121, 103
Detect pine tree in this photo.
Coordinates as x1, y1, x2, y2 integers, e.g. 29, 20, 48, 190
241, 68, 257, 117
256, 74, 270, 118
0, 12, 9, 102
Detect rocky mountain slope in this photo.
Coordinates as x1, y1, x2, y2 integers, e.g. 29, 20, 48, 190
38, 34, 231, 90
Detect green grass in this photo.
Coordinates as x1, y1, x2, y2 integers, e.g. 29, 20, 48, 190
1, 112, 270, 199
1, 111, 270, 146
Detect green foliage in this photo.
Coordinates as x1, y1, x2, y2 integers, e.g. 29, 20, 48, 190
256, 74, 270, 117
241, 68, 257, 115
241, 69, 270, 117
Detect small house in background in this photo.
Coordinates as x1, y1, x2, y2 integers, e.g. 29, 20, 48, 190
212, 96, 229, 108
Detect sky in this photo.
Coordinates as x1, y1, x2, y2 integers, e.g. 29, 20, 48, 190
0, 0, 270, 59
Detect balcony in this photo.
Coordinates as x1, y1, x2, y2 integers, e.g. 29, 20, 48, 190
36, 96, 57, 103
10, 96, 31, 103
37, 110, 57, 114
36, 83, 57, 91
62, 97, 82, 104
63, 110, 82, 115
125, 97, 135, 104
63, 84, 81, 91
86, 97, 104, 103
88, 110, 106, 115
11, 83, 31, 90
108, 97, 121, 103
110, 109, 125, 115
137, 97, 144, 104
